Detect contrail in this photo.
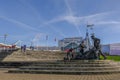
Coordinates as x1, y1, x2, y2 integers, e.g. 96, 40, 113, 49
0, 16, 40, 32
19, 0, 66, 38
82, 12, 112, 23
40, 11, 112, 37
64, 0, 82, 36
95, 21, 120, 25
48, 25, 66, 38
41, 15, 65, 26
18, 0, 43, 23
37, 0, 81, 36
64, 0, 73, 15
44, 11, 112, 25
37, 22, 67, 37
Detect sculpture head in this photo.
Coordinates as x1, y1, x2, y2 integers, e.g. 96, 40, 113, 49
81, 40, 84, 43
91, 35, 95, 39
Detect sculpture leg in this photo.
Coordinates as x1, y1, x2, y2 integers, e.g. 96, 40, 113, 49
99, 50, 107, 60
84, 51, 90, 59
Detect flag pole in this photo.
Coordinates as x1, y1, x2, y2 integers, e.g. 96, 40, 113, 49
87, 23, 94, 47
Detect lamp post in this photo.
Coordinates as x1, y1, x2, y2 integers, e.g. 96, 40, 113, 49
4, 34, 8, 44
46, 35, 48, 51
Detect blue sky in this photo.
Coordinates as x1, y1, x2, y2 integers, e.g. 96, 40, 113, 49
0, 0, 120, 46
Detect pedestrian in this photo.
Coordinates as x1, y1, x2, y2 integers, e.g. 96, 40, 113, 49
21, 46, 23, 52
65, 48, 73, 61
23, 45, 26, 52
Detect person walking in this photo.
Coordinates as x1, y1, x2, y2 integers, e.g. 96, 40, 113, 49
23, 45, 26, 52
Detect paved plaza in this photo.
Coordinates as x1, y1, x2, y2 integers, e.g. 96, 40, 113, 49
0, 70, 119, 80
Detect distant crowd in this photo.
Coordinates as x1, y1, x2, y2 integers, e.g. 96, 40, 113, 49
21, 45, 34, 52
21, 45, 26, 52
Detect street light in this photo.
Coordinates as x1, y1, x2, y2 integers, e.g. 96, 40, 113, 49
4, 34, 8, 44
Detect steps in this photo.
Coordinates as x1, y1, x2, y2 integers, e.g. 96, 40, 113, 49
8, 60, 120, 75
3, 50, 65, 61
0, 50, 119, 75
8, 69, 120, 75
